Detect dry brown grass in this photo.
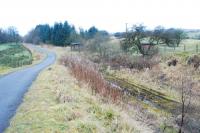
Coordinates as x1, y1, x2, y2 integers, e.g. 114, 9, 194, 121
60, 56, 122, 102
109, 55, 160, 70
106, 53, 200, 132
7, 46, 151, 133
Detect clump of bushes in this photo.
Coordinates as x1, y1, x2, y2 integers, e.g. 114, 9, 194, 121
82, 33, 159, 71
130, 56, 159, 70
167, 59, 178, 66
109, 55, 159, 70
60, 56, 122, 102
187, 55, 200, 70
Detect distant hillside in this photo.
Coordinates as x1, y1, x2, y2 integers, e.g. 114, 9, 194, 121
184, 29, 200, 39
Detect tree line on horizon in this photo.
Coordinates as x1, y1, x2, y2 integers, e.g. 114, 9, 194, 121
24, 21, 109, 46
0, 27, 21, 44
23, 22, 188, 56
0, 21, 189, 52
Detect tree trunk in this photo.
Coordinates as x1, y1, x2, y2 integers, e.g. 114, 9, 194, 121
179, 87, 185, 133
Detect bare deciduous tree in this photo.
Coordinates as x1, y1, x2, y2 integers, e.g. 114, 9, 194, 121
177, 75, 193, 133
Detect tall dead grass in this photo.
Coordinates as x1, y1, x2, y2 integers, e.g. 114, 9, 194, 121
60, 56, 122, 102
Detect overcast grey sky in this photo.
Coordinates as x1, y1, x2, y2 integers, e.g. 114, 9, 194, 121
0, 0, 200, 35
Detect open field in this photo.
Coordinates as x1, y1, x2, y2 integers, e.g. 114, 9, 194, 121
0, 43, 32, 67
100, 38, 200, 55
186, 30, 200, 39
0, 43, 32, 74
159, 39, 200, 54
0, 43, 45, 75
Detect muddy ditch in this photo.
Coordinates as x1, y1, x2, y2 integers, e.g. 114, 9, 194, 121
104, 74, 179, 112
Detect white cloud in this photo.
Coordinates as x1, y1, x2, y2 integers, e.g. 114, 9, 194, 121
0, 0, 200, 35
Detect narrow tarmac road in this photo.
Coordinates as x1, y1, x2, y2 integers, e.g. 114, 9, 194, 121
0, 45, 56, 132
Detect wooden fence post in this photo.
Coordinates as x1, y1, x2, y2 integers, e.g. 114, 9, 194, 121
184, 44, 186, 52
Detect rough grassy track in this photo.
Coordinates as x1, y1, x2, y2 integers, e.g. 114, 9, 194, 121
105, 74, 179, 112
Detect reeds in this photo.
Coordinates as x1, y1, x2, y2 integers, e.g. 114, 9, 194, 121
60, 56, 122, 102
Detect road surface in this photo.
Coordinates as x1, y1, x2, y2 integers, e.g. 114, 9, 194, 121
0, 45, 56, 132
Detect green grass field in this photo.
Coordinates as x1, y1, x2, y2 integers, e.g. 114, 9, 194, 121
186, 31, 200, 39
111, 38, 200, 56
0, 43, 33, 68
0, 43, 33, 74
158, 39, 200, 54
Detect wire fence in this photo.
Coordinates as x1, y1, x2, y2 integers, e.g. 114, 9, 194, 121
158, 44, 200, 54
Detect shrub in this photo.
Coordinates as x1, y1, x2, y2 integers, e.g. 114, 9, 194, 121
109, 54, 159, 70
60, 56, 122, 102
168, 59, 178, 66
187, 55, 200, 70
130, 56, 159, 70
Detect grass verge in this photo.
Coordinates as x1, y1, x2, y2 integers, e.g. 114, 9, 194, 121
0, 44, 45, 75
6, 46, 151, 133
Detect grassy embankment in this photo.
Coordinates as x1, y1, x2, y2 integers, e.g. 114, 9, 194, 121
6, 46, 153, 133
0, 43, 45, 75
105, 39, 200, 100
79, 39, 200, 132
105, 38, 200, 132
